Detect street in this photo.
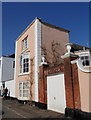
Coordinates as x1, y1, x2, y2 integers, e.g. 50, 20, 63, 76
0, 98, 74, 120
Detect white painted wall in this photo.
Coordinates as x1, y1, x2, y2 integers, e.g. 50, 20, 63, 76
0, 82, 2, 95
47, 73, 66, 113
0, 57, 15, 97
5, 79, 15, 97
2, 57, 15, 82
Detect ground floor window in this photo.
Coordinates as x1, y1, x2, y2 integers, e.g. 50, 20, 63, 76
19, 81, 30, 100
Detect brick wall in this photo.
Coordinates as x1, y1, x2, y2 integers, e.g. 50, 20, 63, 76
38, 56, 81, 110
38, 64, 64, 104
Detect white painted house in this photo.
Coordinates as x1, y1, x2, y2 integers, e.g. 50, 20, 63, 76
0, 54, 16, 97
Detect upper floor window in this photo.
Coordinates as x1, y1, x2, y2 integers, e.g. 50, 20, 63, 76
20, 53, 29, 74
22, 37, 28, 50
79, 54, 91, 67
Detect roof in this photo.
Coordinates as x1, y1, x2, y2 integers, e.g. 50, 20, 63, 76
16, 17, 70, 41
70, 43, 91, 53
3, 54, 15, 58
41, 21, 70, 33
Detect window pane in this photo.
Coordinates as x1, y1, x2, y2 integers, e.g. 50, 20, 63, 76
20, 53, 29, 74
85, 56, 89, 59
23, 68, 26, 73
23, 94, 28, 97
81, 56, 84, 60
23, 58, 29, 73
19, 94, 22, 97
19, 83, 22, 88
20, 56, 22, 65
26, 58, 29, 62
25, 68, 29, 72
85, 60, 90, 66
22, 38, 28, 50
26, 63, 29, 67
23, 59, 26, 63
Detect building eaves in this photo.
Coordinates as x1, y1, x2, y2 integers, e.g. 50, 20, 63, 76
41, 21, 70, 33
3, 54, 15, 58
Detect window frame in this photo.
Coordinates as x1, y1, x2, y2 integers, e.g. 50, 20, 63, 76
18, 81, 30, 100
22, 36, 28, 51
79, 53, 91, 67
19, 53, 30, 75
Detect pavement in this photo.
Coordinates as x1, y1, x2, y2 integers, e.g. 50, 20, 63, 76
0, 97, 77, 120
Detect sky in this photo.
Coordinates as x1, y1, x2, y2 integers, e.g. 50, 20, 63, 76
2, 2, 89, 56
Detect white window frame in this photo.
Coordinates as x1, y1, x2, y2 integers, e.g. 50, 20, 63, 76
22, 37, 28, 50
18, 81, 30, 100
19, 52, 30, 75
79, 52, 91, 67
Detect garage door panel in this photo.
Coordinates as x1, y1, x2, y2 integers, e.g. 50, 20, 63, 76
47, 74, 66, 113
47, 78, 55, 111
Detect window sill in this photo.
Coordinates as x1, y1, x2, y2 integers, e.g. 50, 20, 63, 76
84, 66, 91, 68
18, 97, 30, 101
22, 48, 29, 53
18, 72, 30, 76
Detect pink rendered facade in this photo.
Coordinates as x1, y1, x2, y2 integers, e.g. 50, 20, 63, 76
73, 49, 91, 112
14, 18, 69, 102
78, 68, 90, 112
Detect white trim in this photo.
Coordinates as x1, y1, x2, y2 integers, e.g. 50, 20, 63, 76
14, 41, 18, 97
77, 60, 91, 73
34, 18, 41, 102
61, 53, 77, 59
71, 60, 77, 64
18, 72, 30, 76
0, 57, 3, 83
22, 36, 28, 51
71, 59, 91, 73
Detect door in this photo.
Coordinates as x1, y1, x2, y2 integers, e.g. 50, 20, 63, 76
47, 74, 66, 113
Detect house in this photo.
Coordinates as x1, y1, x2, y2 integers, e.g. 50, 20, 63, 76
14, 17, 70, 103
38, 42, 91, 119
14, 17, 91, 118
0, 54, 15, 97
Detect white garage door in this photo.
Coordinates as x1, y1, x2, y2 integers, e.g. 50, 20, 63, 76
47, 73, 66, 113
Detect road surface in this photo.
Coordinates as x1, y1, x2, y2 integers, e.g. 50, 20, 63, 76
0, 97, 73, 120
